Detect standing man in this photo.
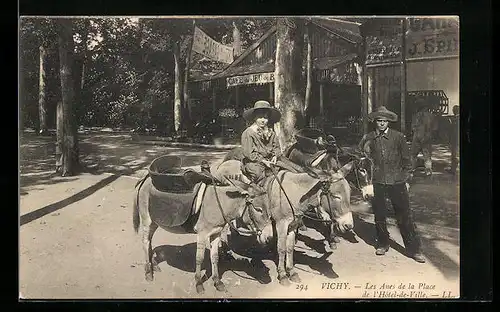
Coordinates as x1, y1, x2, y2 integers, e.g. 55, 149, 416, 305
410, 100, 437, 176
447, 105, 460, 175
358, 106, 425, 263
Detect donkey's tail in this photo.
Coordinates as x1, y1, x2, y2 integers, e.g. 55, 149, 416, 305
133, 173, 149, 233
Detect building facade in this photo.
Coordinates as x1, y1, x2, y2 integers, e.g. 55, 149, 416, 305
361, 17, 459, 137
189, 18, 365, 144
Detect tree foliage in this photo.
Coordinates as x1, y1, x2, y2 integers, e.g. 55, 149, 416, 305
19, 17, 275, 135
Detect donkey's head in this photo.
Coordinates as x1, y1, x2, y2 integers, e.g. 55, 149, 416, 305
225, 179, 273, 245
316, 161, 355, 233
355, 156, 374, 200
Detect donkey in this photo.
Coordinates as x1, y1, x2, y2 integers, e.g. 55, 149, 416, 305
132, 175, 273, 294
214, 159, 355, 285
222, 145, 374, 200
221, 146, 365, 249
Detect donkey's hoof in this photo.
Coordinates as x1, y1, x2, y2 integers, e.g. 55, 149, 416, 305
278, 276, 291, 286
196, 283, 205, 294
332, 236, 341, 243
214, 280, 227, 292
288, 272, 301, 283
145, 273, 154, 282
329, 242, 338, 250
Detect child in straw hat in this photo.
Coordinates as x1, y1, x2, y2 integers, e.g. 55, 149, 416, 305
240, 100, 282, 186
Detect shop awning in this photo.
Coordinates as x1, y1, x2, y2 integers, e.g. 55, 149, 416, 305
190, 18, 361, 82
313, 53, 358, 70
308, 18, 363, 44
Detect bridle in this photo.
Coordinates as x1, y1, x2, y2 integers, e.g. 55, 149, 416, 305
302, 176, 345, 223
338, 150, 374, 194
212, 177, 267, 237
267, 166, 343, 228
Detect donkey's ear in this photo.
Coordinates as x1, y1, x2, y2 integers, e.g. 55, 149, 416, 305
226, 190, 247, 198
226, 178, 251, 191
226, 178, 254, 197
338, 161, 354, 178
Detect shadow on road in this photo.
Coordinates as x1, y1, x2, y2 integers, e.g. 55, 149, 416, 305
20, 174, 119, 226
152, 229, 340, 284
353, 214, 459, 280
296, 232, 328, 254
20, 133, 227, 187
20, 174, 79, 194
153, 243, 272, 284
294, 250, 338, 279
227, 230, 339, 280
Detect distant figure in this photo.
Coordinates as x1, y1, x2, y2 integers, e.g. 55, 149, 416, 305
410, 100, 437, 176
447, 105, 459, 175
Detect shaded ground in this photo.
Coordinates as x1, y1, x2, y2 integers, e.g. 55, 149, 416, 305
20, 132, 227, 190
19, 132, 460, 299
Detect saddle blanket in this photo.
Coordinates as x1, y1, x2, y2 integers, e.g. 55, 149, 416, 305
149, 182, 208, 229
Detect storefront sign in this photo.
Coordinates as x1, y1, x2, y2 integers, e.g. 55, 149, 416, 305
406, 18, 459, 60
407, 17, 457, 33
365, 18, 458, 64
365, 19, 403, 65
192, 26, 234, 64
366, 35, 402, 64
227, 72, 275, 87
316, 61, 359, 85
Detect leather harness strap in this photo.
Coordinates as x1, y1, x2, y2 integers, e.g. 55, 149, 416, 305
213, 176, 262, 237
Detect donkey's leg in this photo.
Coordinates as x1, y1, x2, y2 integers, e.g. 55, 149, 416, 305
286, 230, 301, 283
327, 223, 340, 250
142, 222, 158, 282
210, 232, 226, 292
276, 220, 290, 286
218, 223, 233, 261
194, 233, 208, 294
150, 224, 161, 272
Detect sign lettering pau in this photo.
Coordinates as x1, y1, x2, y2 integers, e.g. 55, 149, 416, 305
227, 72, 275, 87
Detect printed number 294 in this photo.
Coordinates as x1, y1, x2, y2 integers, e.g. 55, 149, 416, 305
296, 284, 308, 291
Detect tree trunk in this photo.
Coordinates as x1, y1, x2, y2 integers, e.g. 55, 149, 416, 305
73, 56, 83, 129
38, 45, 48, 135
304, 24, 312, 121
183, 34, 193, 134
273, 17, 305, 150
77, 19, 91, 127
173, 41, 183, 134
80, 19, 90, 91
56, 19, 79, 176
232, 22, 242, 57
55, 100, 63, 170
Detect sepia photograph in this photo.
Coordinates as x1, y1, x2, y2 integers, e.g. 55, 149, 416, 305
19, 15, 460, 299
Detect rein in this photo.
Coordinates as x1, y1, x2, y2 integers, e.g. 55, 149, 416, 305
269, 164, 344, 226
302, 176, 343, 223
268, 166, 297, 222
211, 177, 262, 237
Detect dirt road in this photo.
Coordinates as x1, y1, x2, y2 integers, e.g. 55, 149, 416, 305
19, 174, 459, 299
20, 133, 459, 299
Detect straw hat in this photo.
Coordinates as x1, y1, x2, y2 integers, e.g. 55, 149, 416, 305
368, 106, 398, 122
243, 100, 281, 124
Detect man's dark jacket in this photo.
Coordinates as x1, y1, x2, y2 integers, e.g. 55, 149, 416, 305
358, 128, 412, 185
